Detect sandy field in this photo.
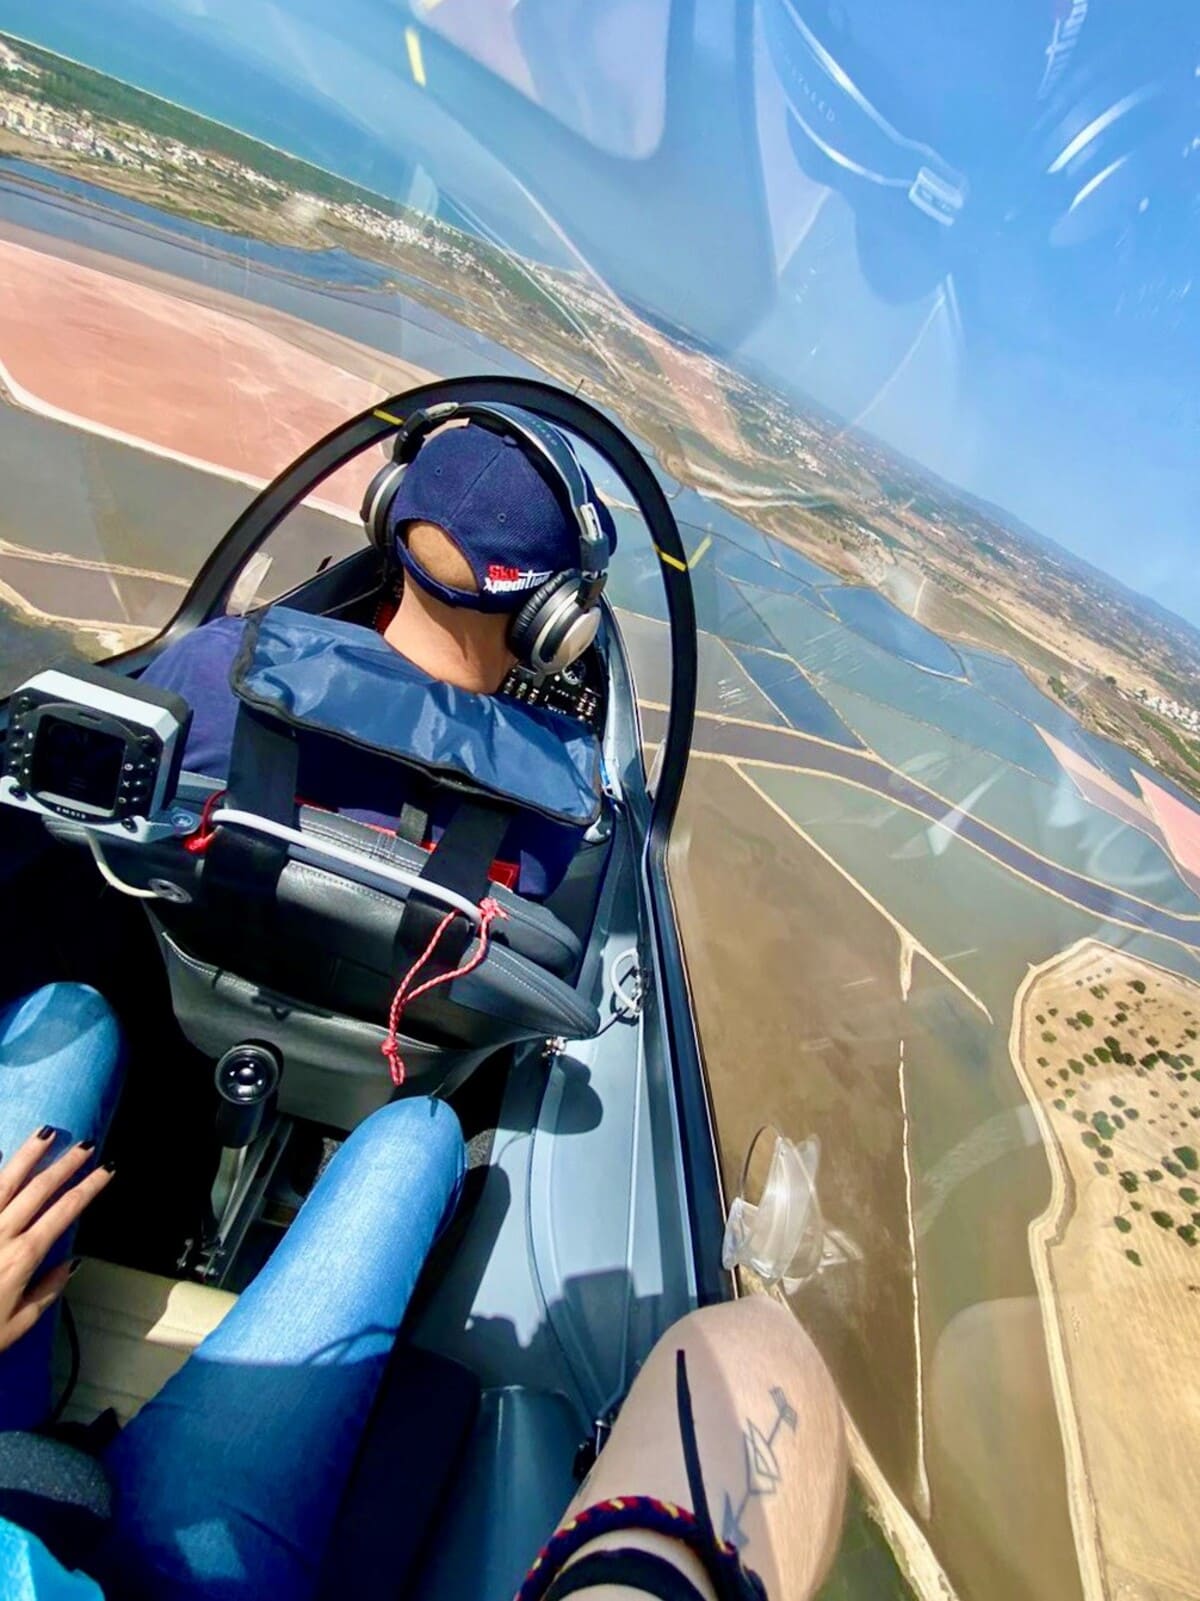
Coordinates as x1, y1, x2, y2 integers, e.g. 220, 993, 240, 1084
1012, 939, 1200, 1601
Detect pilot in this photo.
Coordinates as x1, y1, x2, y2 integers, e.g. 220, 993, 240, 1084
140, 420, 617, 899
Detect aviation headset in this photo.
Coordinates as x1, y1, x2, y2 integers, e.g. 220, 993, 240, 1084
360, 401, 610, 677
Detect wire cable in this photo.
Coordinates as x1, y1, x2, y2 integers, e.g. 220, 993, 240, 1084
209, 808, 484, 922
84, 831, 161, 900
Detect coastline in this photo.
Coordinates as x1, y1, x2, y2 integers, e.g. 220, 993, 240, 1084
1005, 941, 1106, 1601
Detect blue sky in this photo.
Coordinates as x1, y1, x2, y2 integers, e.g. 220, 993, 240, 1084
2, 0, 1197, 629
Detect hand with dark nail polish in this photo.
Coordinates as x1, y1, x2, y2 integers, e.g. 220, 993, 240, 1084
0, 1128, 115, 1354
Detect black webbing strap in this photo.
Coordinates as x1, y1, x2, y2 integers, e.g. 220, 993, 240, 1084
545, 1549, 707, 1600
203, 702, 299, 914
228, 702, 300, 823
393, 798, 511, 974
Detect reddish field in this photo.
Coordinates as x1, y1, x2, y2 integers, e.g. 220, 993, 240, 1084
0, 238, 397, 511
1037, 727, 1163, 842
1136, 771, 1200, 889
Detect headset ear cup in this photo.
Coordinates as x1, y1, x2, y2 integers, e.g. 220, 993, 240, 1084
509, 574, 600, 675
508, 576, 568, 668
360, 461, 407, 555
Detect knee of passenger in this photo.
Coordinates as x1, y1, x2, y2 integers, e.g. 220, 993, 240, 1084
346, 1097, 465, 1181
1, 983, 122, 1059
672, 1297, 842, 1407
43, 983, 117, 1029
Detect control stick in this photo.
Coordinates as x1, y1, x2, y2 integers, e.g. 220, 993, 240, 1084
214, 1043, 281, 1150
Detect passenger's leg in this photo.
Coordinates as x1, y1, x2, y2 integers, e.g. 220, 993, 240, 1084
0, 984, 124, 1431
101, 1096, 465, 1601
541, 1297, 848, 1601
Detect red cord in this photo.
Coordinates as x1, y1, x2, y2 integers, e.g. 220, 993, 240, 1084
183, 787, 226, 855
382, 896, 508, 1086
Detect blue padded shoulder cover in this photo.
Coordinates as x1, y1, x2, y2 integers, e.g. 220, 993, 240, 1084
231, 609, 601, 828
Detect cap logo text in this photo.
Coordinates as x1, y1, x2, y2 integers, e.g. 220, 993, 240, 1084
484, 564, 553, 594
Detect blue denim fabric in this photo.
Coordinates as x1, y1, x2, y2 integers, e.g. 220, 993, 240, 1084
0, 985, 124, 1432
0, 1519, 102, 1601
100, 1097, 465, 1601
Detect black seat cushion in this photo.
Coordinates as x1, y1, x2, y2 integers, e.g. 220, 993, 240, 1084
318, 1347, 481, 1601
0, 1432, 113, 1569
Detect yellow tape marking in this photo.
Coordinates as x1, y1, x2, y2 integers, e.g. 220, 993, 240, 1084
373, 408, 405, 426
656, 532, 712, 572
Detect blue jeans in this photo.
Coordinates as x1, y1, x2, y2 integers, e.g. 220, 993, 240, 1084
0, 983, 124, 1433
100, 1097, 465, 1601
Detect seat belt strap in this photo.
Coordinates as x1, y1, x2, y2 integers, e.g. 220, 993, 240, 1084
227, 702, 300, 823
395, 799, 511, 973
205, 702, 300, 911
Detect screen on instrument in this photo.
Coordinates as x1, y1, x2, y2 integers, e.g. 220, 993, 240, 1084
30, 716, 126, 815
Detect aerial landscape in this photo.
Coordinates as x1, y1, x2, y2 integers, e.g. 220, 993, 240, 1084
0, 22, 1198, 1601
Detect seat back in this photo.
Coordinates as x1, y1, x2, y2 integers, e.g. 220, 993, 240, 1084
90, 796, 600, 1128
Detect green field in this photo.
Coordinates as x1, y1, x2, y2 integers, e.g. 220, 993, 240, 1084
1136, 704, 1200, 777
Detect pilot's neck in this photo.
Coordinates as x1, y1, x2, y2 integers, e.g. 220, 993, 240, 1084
383, 586, 516, 695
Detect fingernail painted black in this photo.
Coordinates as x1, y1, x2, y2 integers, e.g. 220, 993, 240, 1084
36, 1125, 54, 1141
78, 1139, 96, 1153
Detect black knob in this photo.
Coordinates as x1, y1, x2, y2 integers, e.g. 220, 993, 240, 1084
214, 1043, 281, 1148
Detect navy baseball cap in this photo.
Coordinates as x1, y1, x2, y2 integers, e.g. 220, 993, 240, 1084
387, 421, 617, 614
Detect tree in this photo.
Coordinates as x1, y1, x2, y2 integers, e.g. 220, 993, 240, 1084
1151, 1210, 1174, 1229
1175, 1145, 1199, 1171
1114, 1215, 1132, 1234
